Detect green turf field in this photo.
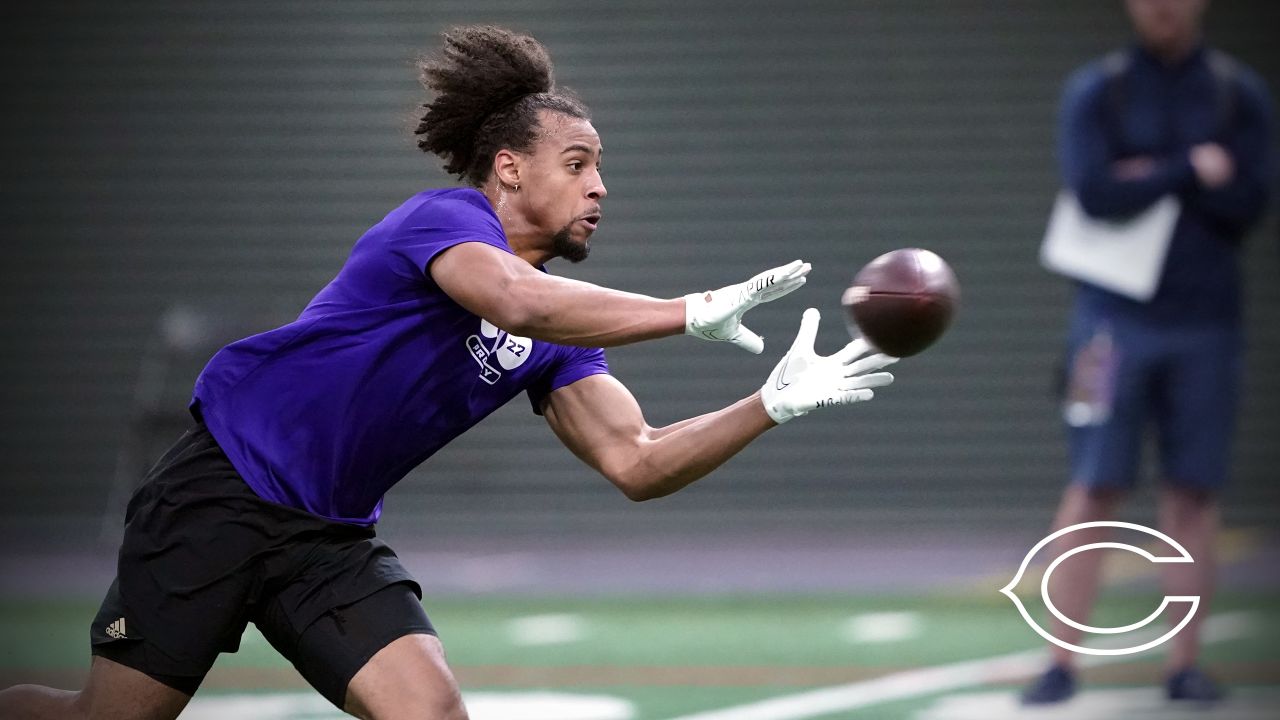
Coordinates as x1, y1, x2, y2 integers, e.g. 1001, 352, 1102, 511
4, 591, 1278, 719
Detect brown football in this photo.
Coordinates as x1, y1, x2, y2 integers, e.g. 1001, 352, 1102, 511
841, 248, 960, 357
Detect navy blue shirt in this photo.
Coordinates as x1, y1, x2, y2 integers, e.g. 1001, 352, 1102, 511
1058, 44, 1273, 326
191, 188, 610, 525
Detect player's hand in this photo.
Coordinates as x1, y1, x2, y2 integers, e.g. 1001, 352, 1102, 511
1190, 143, 1234, 189
684, 259, 811, 354
760, 308, 897, 424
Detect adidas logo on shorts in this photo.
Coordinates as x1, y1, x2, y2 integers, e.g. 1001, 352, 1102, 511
105, 617, 128, 639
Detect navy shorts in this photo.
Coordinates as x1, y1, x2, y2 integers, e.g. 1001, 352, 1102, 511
1061, 313, 1241, 492
92, 425, 435, 708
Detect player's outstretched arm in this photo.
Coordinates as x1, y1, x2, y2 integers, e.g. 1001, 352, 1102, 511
430, 242, 809, 352
541, 373, 775, 501
541, 309, 896, 501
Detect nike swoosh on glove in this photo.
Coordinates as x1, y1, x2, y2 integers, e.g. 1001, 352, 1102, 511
761, 308, 897, 424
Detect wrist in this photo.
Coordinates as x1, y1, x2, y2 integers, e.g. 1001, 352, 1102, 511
759, 387, 793, 425
682, 291, 711, 336
746, 390, 784, 427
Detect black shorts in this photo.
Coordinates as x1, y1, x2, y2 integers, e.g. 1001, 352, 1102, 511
91, 424, 435, 708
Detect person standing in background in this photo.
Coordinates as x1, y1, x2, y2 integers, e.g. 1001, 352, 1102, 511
1023, 0, 1273, 706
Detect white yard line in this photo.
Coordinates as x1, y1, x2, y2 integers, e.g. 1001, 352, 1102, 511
183, 691, 634, 720
916, 687, 1280, 720
839, 611, 924, 644
506, 613, 588, 646
661, 612, 1255, 720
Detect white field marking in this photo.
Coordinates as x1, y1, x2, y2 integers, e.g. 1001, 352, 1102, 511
839, 611, 923, 644
182, 691, 635, 720
916, 686, 1280, 720
467, 691, 634, 719
180, 693, 339, 720
661, 612, 1256, 720
506, 613, 587, 646
240, 624, 267, 646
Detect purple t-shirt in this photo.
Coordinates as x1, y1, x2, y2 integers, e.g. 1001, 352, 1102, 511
190, 187, 609, 525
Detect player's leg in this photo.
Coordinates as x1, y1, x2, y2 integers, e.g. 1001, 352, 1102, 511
0, 656, 193, 720
257, 581, 466, 719
0, 684, 76, 720
85, 427, 270, 704
345, 634, 467, 720
5, 425, 287, 718
79, 657, 193, 719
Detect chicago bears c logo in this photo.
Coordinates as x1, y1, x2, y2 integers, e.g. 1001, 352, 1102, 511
1001, 521, 1198, 656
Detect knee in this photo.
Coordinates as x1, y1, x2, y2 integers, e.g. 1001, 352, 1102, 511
396, 689, 468, 720
1164, 485, 1215, 509
1161, 487, 1218, 531
434, 698, 469, 720
349, 694, 468, 720
1064, 483, 1127, 517
1083, 486, 1127, 508
403, 687, 470, 720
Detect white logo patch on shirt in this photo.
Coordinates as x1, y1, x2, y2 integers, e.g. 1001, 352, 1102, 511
467, 319, 532, 384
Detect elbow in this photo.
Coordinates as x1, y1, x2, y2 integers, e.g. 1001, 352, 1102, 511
620, 483, 659, 503
603, 433, 682, 502
608, 462, 671, 502
613, 473, 663, 502
1074, 185, 1119, 218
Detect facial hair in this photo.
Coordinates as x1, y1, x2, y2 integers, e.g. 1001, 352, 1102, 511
552, 224, 590, 264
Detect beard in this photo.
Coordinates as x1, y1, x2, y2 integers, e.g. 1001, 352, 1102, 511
552, 224, 591, 263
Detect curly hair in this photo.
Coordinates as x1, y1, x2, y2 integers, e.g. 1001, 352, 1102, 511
415, 25, 590, 186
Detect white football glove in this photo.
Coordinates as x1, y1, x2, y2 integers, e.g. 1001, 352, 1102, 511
684, 259, 811, 354
760, 308, 898, 424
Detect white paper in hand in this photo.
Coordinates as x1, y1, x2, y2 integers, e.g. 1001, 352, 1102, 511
1039, 191, 1180, 302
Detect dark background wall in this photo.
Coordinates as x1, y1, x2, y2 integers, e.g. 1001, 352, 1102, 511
3, 1, 1277, 547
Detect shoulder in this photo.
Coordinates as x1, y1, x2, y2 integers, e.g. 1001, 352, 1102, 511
397, 187, 502, 231
1208, 50, 1275, 114
1061, 54, 1116, 107
381, 187, 509, 253
362, 187, 510, 277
